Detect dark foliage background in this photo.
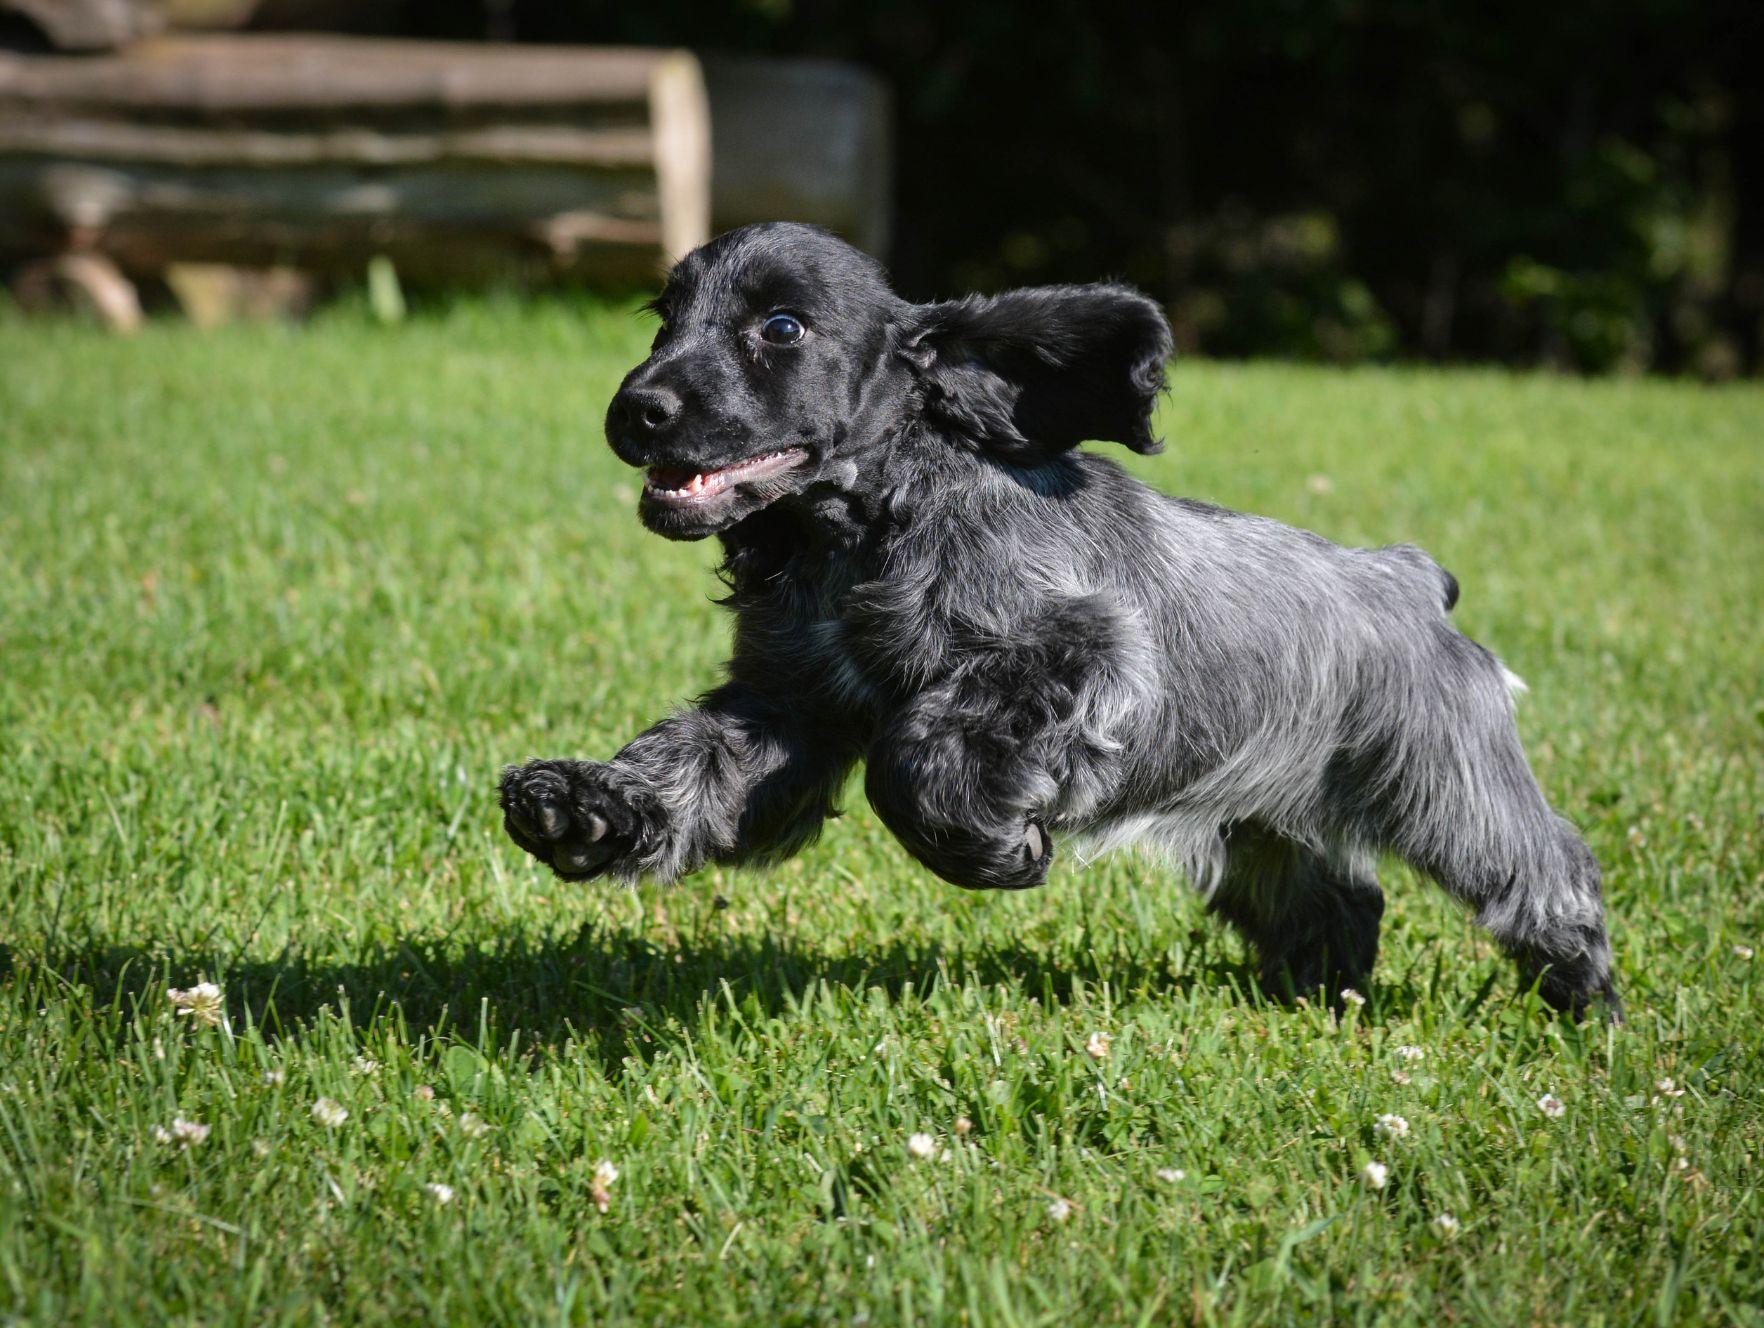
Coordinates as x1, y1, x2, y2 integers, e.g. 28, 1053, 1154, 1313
385, 0, 1759, 374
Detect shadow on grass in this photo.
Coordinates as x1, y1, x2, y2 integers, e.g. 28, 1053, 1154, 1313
20, 920, 1297, 1070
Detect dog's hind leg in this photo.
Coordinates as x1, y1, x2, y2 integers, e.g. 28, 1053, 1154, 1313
1407, 807, 1619, 1020
1376, 664, 1620, 1020
1208, 822, 1385, 1003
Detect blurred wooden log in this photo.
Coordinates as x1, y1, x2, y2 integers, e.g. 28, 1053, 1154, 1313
11, 251, 142, 329
0, 0, 162, 51
703, 55, 892, 259
162, 0, 263, 30
0, 36, 711, 285
164, 261, 312, 326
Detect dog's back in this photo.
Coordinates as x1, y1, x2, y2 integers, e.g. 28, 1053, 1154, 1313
845, 445, 1613, 1014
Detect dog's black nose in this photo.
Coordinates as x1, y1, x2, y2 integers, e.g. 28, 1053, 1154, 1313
611, 386, 682, 439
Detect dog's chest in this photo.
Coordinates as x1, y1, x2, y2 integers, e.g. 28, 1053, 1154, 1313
730, 559, 886, 714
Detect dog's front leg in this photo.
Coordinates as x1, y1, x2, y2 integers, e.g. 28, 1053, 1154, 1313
501, 683, 855, 883
863, 676, 1075, 892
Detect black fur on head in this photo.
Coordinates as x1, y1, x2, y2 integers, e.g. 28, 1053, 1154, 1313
604, 222, 1172, 539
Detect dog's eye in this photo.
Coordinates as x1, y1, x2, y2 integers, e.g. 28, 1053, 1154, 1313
760, 313, 806, 346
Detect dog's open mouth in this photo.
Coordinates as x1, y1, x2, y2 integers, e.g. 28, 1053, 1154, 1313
643, 448, 810, 505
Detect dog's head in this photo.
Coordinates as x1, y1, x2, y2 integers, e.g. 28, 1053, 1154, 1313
607, 222, 1171, 539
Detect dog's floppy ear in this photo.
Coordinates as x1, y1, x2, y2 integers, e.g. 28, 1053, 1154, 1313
898, 284, 1171, 462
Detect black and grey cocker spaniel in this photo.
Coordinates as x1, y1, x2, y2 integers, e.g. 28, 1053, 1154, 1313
499, 222, 1618, 1018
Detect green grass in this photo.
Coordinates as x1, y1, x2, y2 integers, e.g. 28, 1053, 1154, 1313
1, 299, 1761, 1326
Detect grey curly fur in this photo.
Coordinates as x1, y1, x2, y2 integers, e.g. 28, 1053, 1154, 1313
500, 222, 1619, 1019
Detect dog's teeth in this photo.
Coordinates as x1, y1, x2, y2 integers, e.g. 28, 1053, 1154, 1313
646, 448, 804, 503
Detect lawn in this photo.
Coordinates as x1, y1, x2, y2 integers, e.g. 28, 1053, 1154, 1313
1, 299, 1760, 1326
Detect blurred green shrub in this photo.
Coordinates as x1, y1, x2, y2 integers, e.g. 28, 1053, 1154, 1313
395, 0, 1761, 375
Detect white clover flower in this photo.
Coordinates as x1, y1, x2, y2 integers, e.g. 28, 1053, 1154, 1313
167, 982, 224, 1028
456, 1111, 491, 1140
156, 1117, 210, 1147
351, 1056, 380, 1076
311, 1097, 348, 1128
425, 1182, 456, 1205
1537, 1092, 1566, 1118
1673, 1155, 1690, 1171
906, 1132, 937, 1160
1373, 1113, 1410, 1140
1155, 1167, 1186, 1183
1084, 1031, 1113, 1061
1392, 1045, 1425, 1062
1431, 1213, 1461, 1237
261, 1068, 286, 1087
952, 1116, 974, 1137
590, 1159, 619, 1213
413, 1084, 435, 1101
1655, 1077, 1685, 1098
1046, 1197, 1073, 1223
1361, 1161, 1388, 1190
1733, 945, 1754, 961
1340, 989, 1367, 1008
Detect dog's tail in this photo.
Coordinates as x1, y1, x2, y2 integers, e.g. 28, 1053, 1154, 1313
1379, 542, 1459, 612
1439, 566, 1460, 612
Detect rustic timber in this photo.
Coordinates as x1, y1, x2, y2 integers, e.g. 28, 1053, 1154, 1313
11, 251, 143, 329
702, 55, 892, 259
0, 0, 162, 51
0, 36, 711, 288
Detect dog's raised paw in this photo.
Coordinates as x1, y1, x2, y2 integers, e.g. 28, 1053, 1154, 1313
995, 818, 1054, 889
499, 759, 657, 880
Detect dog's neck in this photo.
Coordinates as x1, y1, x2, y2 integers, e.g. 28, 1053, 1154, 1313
718, 487, 882, 593
717, 420, 925, 577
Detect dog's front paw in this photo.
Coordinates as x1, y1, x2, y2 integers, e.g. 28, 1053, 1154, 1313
930, 815, 1055, 891
871, 800, 1055, 892
499, 759, 661, 880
